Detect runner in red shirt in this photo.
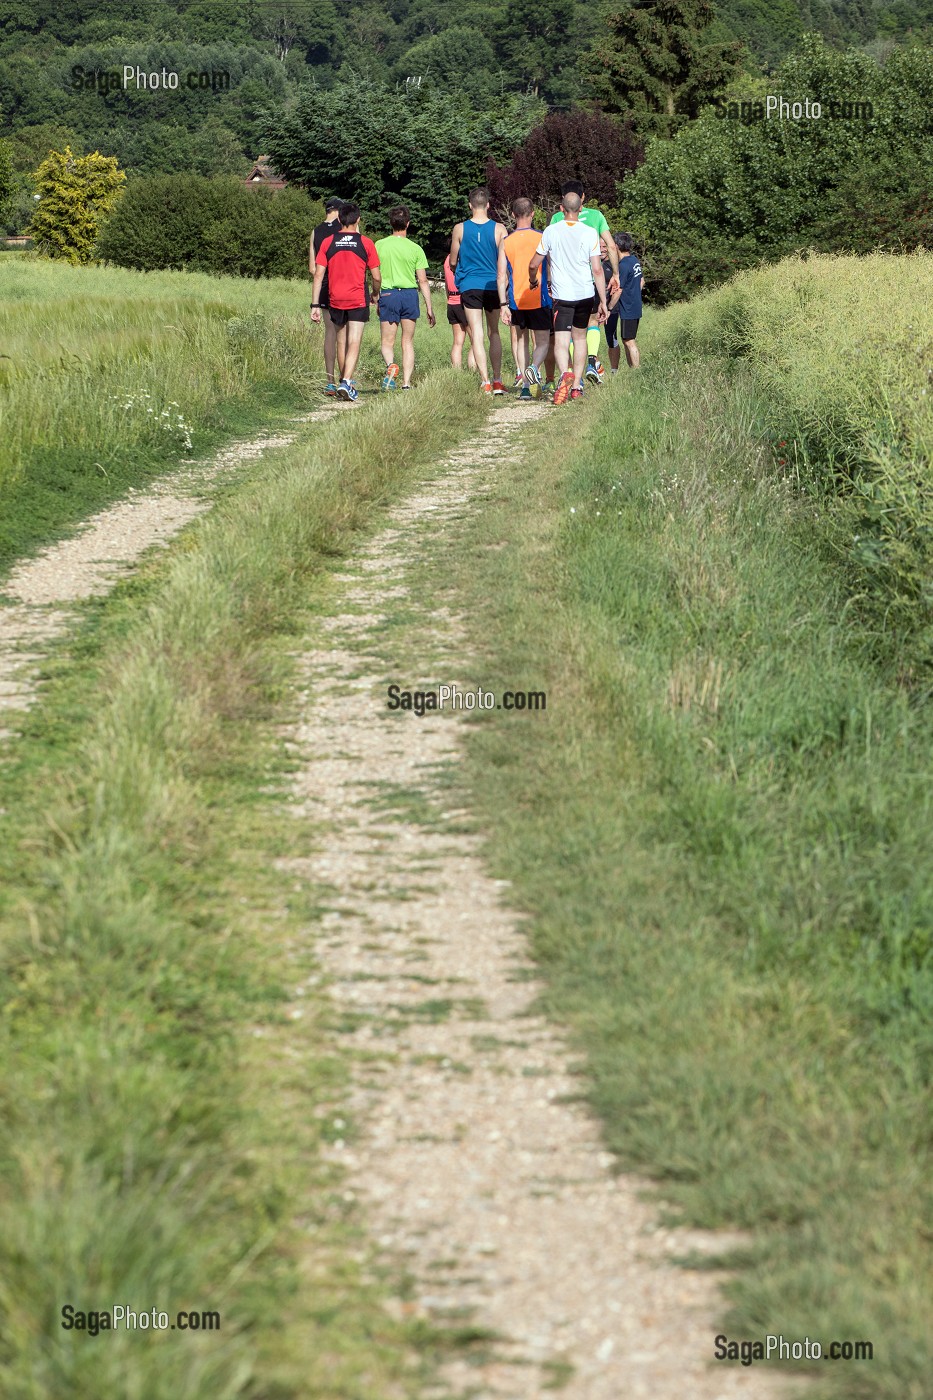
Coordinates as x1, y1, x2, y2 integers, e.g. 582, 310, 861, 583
311, 203, 381, 401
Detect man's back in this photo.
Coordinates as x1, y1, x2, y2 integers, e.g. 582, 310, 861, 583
550, 206, 610, 239
455, 217, 499, 291
537, 220, 599, 303
319, 230, 380, 308
503, 228, 551, 310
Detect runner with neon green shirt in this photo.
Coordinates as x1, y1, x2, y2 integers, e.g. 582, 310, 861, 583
374, 206, 436, 390
550, 180, 619, 384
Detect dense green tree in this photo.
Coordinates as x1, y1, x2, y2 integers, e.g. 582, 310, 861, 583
399, 26, 498, 97
0, 125, 12, 223
621, 36, 933, 300
499, 0, 576, 101
263, 73, 542, 253
580, 0, 745, 135
6, 121, 79, 171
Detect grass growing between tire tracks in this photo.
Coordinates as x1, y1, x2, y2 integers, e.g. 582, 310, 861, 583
0, 372, 487, 1399
426, 344, 932, 1399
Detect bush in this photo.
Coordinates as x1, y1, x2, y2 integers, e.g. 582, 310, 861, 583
621, 37, 933, 302
486, 107, 643, 217
96, 174, 322, 278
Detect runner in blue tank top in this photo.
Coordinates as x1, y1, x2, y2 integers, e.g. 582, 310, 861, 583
449, 187, 506, 394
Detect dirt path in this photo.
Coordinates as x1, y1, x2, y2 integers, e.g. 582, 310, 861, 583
0, 407, 342, 744
284, 401, 797, 1399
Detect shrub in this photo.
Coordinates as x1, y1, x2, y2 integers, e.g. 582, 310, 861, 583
486, 107, 643, 218
96, 174, 322, 278
27, 147, 125, 264
620, 37, 933, 303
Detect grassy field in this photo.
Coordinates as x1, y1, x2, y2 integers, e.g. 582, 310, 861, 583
0, 275, 488, 1393
0, 257, 451, 575
659, 252, 933, 674
420, 264, 932, 1398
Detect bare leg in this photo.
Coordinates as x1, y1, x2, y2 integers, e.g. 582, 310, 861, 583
545, 336, 556, 383
400, 318, 416, 385
531, 328, 550, 369
608, 345, 621, 370
553, 329, 572, 379
341, 321, 367, 383
380, 319, 397, 369
323, 309, 338, 383
513, 328, 530, 376
486, 308, 502, 382
451, 322, 466, 368
464, 305, 489, 382
624, 338, 640, 368
335, 323, 348, 381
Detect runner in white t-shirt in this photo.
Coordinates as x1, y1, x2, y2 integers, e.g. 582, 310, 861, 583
529, 192, 608, 406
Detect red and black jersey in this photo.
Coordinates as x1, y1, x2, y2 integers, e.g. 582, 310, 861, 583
318, 231, 380, 310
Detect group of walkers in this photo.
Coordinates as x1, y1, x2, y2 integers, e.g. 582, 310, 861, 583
308, 181, 644, 406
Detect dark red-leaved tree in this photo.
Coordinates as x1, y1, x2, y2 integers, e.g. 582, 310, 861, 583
486, 108, 643, 220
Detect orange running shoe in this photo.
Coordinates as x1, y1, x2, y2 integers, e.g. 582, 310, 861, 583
492, 380, 506, 395
481, 381, 494, 393
552, 371, 574, 406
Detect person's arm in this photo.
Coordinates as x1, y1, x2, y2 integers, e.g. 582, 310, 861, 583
449, 221, 463, 272
416, 267, 435, 326
366, 242, 382, 303
602, 220, 620, 300
309, 231, 317, 277
590, 252, 608, 323
310, 265, 325, 322
497, 242, 511, 324
529, 231, 547, 287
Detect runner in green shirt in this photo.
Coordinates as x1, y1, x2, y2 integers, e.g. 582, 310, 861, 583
374, 207, 436, 390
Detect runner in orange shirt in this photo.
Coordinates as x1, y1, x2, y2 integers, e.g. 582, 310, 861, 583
497, 198, 552, 400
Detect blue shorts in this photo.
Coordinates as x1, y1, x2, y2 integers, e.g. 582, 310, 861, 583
379, 288, 420, 323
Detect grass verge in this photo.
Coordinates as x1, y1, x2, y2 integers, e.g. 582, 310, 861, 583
428, 351, 932, 1400
0, 257, 453, 576
0, 370, 487, 1398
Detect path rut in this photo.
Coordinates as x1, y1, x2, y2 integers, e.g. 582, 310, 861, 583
284, 401, 796, 1399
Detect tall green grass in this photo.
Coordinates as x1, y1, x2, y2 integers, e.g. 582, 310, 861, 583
429, 334, 932, 1398
0, 258, 453, 575
658, 252, 933, 670
0, 372, 488, 1398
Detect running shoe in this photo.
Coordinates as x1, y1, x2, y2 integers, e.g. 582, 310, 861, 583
400, 384, 411, 390
570, 385, 585, 401
382, 363, 399, 391
336, 379, 358, 402
513, 372, 523, 390
552, 371, 574, 406
524, 364, 543, 389
518, 386, 532, 401
544, 381, 555, 396
585, 356, 600, 385
481, 381, 494, 394
492, 380, 506, 395
323, 382, 338, 397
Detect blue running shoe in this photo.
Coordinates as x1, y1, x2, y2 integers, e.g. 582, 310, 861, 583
336, 379, 358, 402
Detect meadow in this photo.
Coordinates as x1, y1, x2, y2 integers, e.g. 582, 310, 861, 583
0, 256, 452, 574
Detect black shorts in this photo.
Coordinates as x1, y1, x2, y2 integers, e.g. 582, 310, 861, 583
511, 306, 552, 332
446, 303, 467, 328
460, 287, 500, 312
606, 313, 640, 348
552, 298, 593, 333
328, 305, 370, 327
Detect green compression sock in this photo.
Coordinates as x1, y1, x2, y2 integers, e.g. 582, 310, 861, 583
586, 327, 600, 358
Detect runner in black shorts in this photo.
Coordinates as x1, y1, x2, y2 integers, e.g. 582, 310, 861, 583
309, 196, 343, 393
460, 287, 501, 313
605, 232, 645, 371
552, 298, 595, 333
